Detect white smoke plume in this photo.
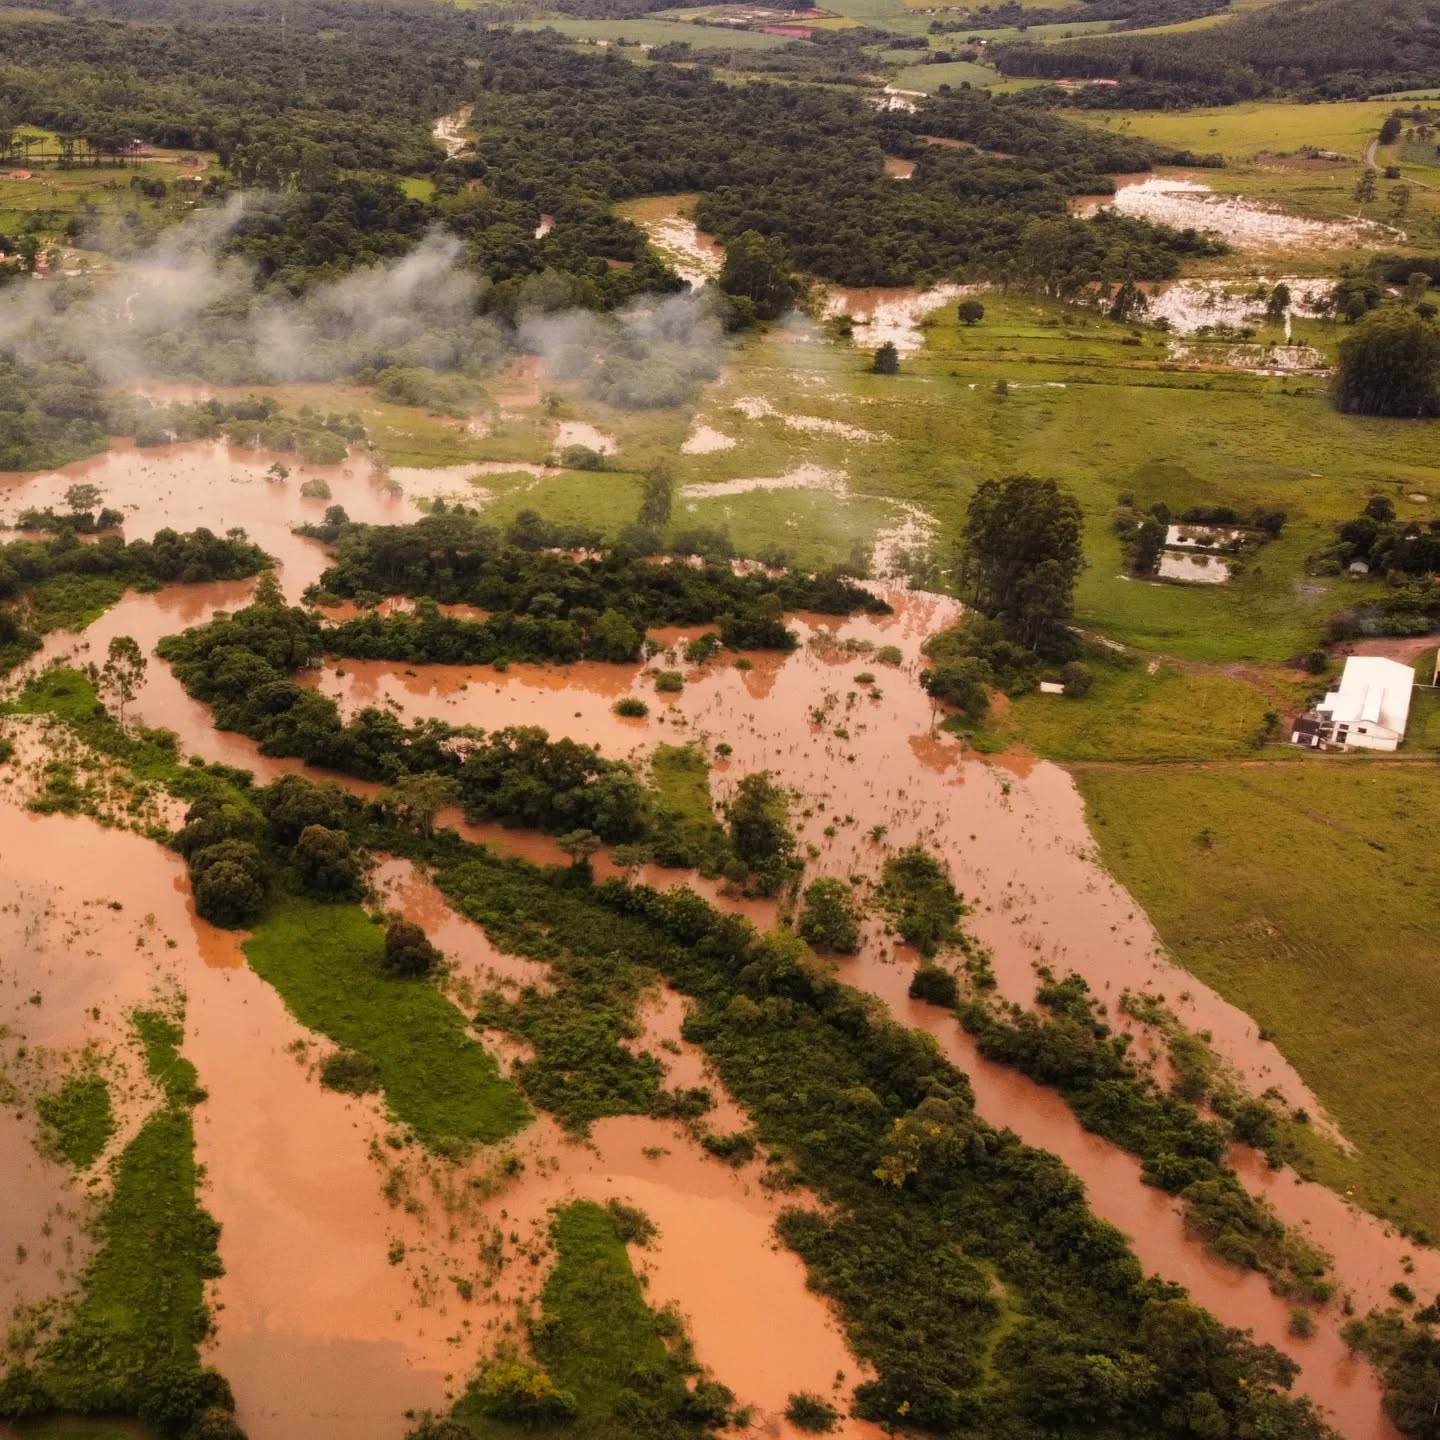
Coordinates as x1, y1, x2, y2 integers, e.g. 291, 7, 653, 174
0, 200, 727, 405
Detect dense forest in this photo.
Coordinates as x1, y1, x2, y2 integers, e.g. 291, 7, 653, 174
2, 0, 1222, 295
998, 0, 1440, 101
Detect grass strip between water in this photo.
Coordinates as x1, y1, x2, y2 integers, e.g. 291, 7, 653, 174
9, 1009, 227, 1428
452, 1199, 709, 1438
242, 894, 530, 1154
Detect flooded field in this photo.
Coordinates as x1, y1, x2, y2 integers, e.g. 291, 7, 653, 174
1157, 550, 1234, 583
818, 283, 971, 354
619, 194, 726, 288
1075, 175, 1391, 251
1148, 276, 1335, 333
1, 434, 1435, 1440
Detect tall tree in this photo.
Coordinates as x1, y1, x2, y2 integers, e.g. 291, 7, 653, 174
636, 461, 673, 532
957, 475, 1085, 652
98, 635, 147, 729
718, 230, 796, 321
1332, 309, 1440, 418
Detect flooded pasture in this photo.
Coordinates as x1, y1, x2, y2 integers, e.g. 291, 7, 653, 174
1075, 175, 1391, 251
1157, 550, 1233, 583
620, 194, 726, 288
1146, 276, 1335, 335
818, 283, 972, 354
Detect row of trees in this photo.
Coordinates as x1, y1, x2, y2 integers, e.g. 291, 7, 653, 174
305, 507, 887, 642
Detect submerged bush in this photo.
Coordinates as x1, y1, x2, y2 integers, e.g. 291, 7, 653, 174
786, 1392, 841, 1433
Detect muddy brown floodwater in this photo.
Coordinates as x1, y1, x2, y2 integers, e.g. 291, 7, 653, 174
1, 435, 1434, 1439
261, 589, 1438, 1438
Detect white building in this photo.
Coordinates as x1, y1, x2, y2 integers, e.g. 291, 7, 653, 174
1291, 656, 1414, 752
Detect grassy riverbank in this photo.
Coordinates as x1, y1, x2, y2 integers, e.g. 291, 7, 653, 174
1079, 760, 1440, 1242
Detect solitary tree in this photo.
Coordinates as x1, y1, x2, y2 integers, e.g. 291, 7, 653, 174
1108, 279, 1147, 323
383, 773, 457, 837
294, 825, 359, 895
724, 771, 794, 870
98, 635, 147, 729
1390, 182, 1413, 226
1264, 282, 1292, 322
957, 299, 985, 327
65, 482, 103, 516
872, 341, 900, 375
382, 919, 441, 977
556, 828, 602, 870
265, 462, 290, 484
920, 657, 991, 725
956, 475, 1085, 652
1332, 309, 1440, 417
1353, 170, 1377, 214
636, 461, 674, 532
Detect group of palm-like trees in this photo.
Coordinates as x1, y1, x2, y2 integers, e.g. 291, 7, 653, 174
1, 126, 146, 170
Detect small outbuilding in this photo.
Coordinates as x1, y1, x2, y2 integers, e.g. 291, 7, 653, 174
1290, 656, 1414, 752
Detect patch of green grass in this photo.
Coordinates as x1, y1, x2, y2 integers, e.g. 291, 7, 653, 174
1064, 99, 1402, 161
453, 1200, 703, 1437
23, 576, 131, 634
648, 743, 733, 871
893, 59, 997, 91
1001, 652, 1306, 761
1406, 651, 1440, 751
515, 16, 792, 47
242, 894, 529, 1152
36, 1075, 115, 1168
1080, 761, 1440, 1242
132, 1010, 203, 1107
26, 1010, 225, 1422
4, 666, 259, 818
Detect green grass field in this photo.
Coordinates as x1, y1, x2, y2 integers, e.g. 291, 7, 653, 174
243, 896, 531, 1153
0, 153, 216, 246
1001, 654, 1309, 761
894, 58, 998, 91
1066, 99, 1403, 159
1080, 761, 1440, 1241
515, 16, 793, 48
396, 282, 1440, 666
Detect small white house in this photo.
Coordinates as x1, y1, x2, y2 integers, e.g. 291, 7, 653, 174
1291, 656, 1414, 752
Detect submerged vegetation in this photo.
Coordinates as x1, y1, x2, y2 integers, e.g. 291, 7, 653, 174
447, 1200, 727, 1439
35, 1075, 114, 1170
0, 1006, 238, 1438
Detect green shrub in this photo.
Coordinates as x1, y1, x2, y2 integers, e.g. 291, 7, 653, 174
614, 697, 650, 718
319, 1050, 381, 1095
797, 877, 861, 954
786, 1392, 841, 1432
654, 670, 684, 693
909, 963, 960, 1008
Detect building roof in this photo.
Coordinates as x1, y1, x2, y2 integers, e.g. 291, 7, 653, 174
1318, 656, 1414, 737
